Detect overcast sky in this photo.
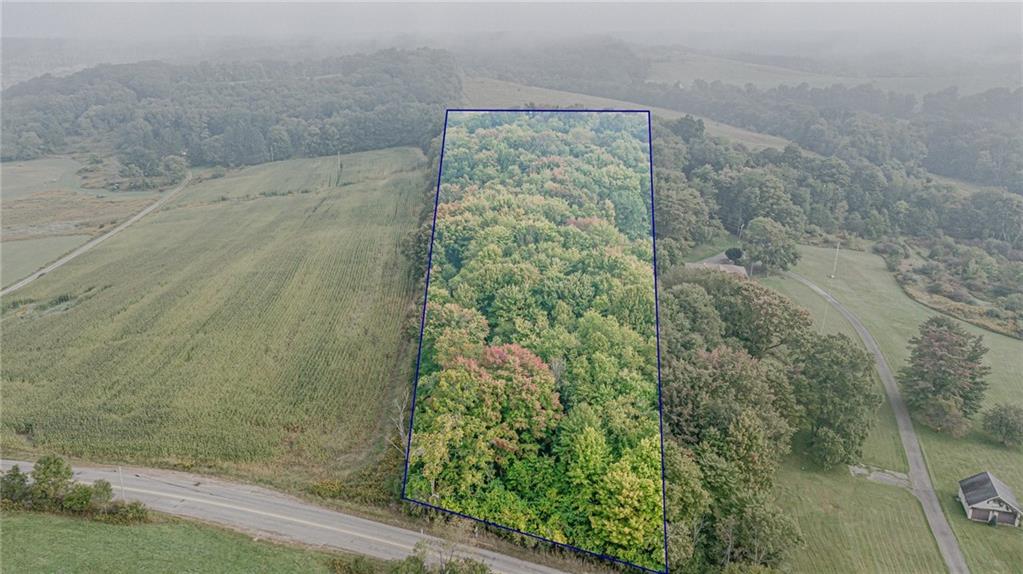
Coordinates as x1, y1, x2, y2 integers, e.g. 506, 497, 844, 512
4, 2, 1019, 54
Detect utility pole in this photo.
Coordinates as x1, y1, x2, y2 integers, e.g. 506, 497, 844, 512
118, 466, 126, 499
829, 240, 841, 279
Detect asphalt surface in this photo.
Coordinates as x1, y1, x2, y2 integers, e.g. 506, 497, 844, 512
1, 173, 192, 296
786, 271, 970, 574
0, 459, 570, 574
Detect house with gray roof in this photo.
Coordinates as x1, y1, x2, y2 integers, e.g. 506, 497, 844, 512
957, 471, 1020, 527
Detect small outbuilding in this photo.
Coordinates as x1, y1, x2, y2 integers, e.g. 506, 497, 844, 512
957, 471, 1020, 527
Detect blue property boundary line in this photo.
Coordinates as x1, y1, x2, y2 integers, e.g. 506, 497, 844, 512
401, 108, 670, 574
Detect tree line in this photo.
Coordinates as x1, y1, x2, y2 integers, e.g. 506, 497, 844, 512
1, 49, 462, 184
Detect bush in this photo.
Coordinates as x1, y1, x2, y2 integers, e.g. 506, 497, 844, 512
95, 500, 150, 524
983, 404, 1023, 448
62, 484, 95, 513
329, 556, 377, 574
1, 465, 31, 504
31, 455, 73, 507
725, 247, 744, 264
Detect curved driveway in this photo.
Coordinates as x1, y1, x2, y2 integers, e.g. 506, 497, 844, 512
786, 271, 969, 574
0, 459, 569, 574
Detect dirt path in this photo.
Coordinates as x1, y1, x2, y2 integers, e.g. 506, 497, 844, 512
786, 271, 970, 574
1, 173, 192, 296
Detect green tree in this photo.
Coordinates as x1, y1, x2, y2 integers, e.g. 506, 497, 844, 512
789, 334, 878, 468
899, 316, 990, 432
1, 465, 31, 504
31, 455, 73, 507
983, 403, 1023, 448
742, 217, 799, 272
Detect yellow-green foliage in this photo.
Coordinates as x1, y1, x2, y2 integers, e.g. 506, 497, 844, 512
1, 148, 427, 479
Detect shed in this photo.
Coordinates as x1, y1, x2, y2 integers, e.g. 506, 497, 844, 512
957, 471, 1020, 527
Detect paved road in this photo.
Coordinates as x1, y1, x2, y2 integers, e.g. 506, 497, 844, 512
785, 271, 970, 574
0, 459, 569, 574
1, 173, 192, 296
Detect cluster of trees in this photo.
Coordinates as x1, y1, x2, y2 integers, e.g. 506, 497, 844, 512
656, 266, 876, 570
405, 112, 666, 570
1, 49, 462, 182
1, 455, 148, 523
475, 40, 1022, 333
404, 112, 882, 573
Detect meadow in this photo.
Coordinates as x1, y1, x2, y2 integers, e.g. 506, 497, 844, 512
643, 48, 1018, 95
770, 245, 1022, 573
462, 76, 793, 151
1, 157, 157, 285
1, 511, 361, 574
1, 148, 428, 487
2, 234, 91, 287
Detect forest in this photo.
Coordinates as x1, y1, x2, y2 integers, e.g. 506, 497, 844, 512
468, 40, 1023, 337
0, 49, 462, 185
404, 112, 666, 570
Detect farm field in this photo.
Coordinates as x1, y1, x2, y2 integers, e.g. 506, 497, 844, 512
643, 49, 1021, 95
775, 245, 1023, 572
1, 511, 371, 574
2, 234, 91, 287
1, 148, 428, 487
462, 76, 793, 150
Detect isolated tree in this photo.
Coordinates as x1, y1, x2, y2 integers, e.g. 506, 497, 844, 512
983, 403, 1023, 448
899, 316, 990, 433
31, 455, 72, 508
725, 247, 744, 264
742, 217, 799, 272
789, 334, 878, 468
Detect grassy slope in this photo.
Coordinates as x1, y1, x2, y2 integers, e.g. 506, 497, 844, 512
2, 234, 91, 287
462, 77, 792, 151
1, 148, 427, 487
643, 49, 1020, 95
759, 257, 947, 573
773, 245, 1022, 573
0, 511, 378, 574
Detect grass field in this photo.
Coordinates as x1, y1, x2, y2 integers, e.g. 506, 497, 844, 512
1, 148, 428, 486
643, 49, 1021, 95
462, 77, 793, 151
2, 158, 91, 199
2, 234, 91, 287
772, 245, 1022, 572
758, 249, 947, 573
0, 511, 372, 573
773, 457, 945, 574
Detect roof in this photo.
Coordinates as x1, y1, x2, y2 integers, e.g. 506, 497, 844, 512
959, 472, 1020, 511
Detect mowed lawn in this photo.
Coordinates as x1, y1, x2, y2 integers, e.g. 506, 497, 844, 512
776, 245, 1022, 573
1, 148, 428, 484
1, 511, 355, 573
760, 260, 947, 573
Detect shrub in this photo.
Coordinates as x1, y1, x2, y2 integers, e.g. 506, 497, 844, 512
1, 465, 31, 504
725, 247, 744, 264
983, 404, 1023, 448
31, 455, 73, 507
329, 556, 377, 574
95, 500, 150, 524
91, 480, 114, 507
62, 484, 95, 513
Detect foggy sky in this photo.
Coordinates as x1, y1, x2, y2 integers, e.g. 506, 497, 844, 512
3, 2, 1020, 60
